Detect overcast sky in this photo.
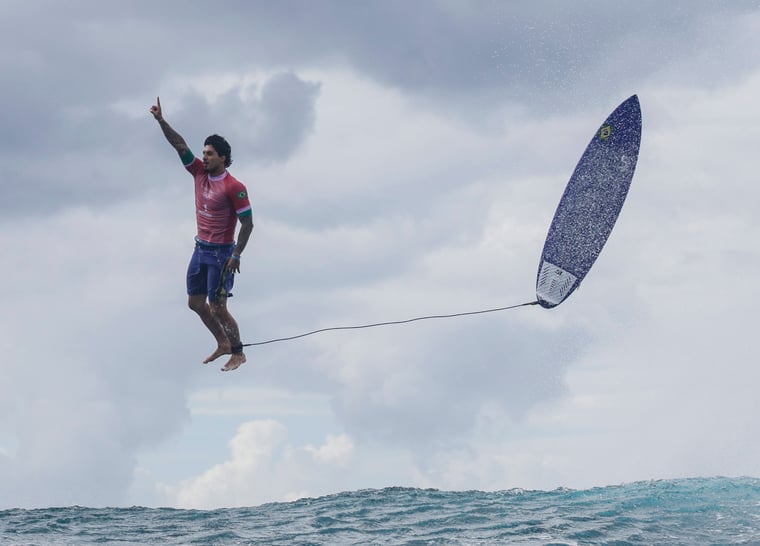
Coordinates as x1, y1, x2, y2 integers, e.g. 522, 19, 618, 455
1, 1, 759, 509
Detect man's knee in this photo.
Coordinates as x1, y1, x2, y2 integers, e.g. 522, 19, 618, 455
208, 301, 229, 319
188, 295, 207, 314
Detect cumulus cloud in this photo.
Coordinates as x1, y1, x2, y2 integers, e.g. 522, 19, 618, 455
305, 433, 355, 465
168, 421, 356, 509
170, 420, 288, 508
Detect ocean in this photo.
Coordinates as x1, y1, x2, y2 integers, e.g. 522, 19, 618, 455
1, 477, 758, 545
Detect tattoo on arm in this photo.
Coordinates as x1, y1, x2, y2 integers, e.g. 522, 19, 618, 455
158, 119, 189, 156
234, 216, 254, 256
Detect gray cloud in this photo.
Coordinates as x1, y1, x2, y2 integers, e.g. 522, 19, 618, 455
327, 315, 585, 453
149, 1, 760, 108
3, 1, 755, 218
167, 73, 320, 163
0, 278, 196, 508
0, 72, 319, 217
5, 1, 755, 137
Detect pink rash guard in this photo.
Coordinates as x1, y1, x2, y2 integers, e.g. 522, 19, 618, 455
184, 154, 252, 244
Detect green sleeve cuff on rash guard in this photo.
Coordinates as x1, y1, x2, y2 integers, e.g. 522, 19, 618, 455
180, 149, 195, 166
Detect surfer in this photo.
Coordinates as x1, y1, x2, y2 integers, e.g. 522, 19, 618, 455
150, 97, 253, 372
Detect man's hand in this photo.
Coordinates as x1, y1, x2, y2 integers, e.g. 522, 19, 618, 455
226, 256, 241, 274
150, 96, 163, 121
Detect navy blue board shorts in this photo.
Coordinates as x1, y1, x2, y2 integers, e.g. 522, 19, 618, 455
187, 239, 235, 303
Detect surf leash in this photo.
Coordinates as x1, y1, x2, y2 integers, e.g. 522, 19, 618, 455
242, 300, 539, 347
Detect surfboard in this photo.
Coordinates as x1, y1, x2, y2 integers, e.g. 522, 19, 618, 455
536, 95, 642, 309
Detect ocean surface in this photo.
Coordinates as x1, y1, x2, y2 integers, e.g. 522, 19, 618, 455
2, 477, 759, 545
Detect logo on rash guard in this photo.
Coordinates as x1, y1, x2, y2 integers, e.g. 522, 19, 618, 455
237, 191, 247, 199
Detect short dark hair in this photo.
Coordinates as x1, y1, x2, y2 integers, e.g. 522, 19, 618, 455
204, 134, 232, 168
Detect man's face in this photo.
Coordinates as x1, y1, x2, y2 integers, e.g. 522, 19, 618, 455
202, 145, 226, 174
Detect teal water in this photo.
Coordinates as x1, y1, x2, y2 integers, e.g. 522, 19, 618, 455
2, 477, 759, 545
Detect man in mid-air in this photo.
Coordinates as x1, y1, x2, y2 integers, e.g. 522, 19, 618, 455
150, 97, 253, 372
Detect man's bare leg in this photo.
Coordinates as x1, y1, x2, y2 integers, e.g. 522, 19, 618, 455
209, 301, 247, 372
188, 295, 231, 363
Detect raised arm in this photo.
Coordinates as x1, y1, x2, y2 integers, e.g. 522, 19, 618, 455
150, 96, 190, 157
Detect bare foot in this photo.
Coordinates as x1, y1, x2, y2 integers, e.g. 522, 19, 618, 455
221, 352, 246, 372
203, 344, 231, 364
